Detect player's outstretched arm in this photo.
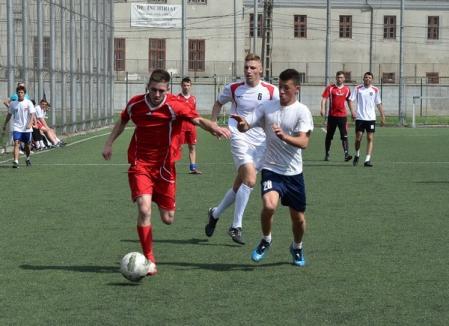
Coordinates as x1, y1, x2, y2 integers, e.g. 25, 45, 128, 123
2, 113, 12, 131
210, 100, 223, 123
192, 117, 231, 139
273, 126, 311, 149
230, 114, 250, 132
377, 104, 385, 126
102, 119, 127, 160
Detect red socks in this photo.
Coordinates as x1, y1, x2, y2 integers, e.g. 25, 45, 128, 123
137, 225, 155, 263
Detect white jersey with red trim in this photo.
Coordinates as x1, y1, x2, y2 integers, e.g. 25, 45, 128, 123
218, 80, 279, 145
349, 84, 382, 121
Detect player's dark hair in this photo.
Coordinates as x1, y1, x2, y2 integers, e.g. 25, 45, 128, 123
181, 77, 191, 84
31, 99, 36, 105
16, 85, 26, 93
149, 69, 171, 84
336, 70, 345, 77
279, 69, 301, 86
364, 71, 374, 78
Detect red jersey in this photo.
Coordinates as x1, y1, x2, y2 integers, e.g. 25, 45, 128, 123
321, 84, 351, 117
177, 93, 197, 132
121, 93, 199, 167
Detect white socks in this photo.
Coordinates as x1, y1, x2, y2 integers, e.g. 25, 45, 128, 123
212, 188, 236, 219
365, 154, 371, 162
232, 183, 253, 228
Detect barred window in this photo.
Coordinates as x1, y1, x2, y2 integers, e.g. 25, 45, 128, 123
426, 72, 439, 84
33, 36, 51, 68
294, 15, 307, 38
188, 0, 207, 4
339, 15, 352, 38
114, 38, 126, 71
250, 13, 263, 38
382, 72, 395, 83
428, 16, 439, 40
383, 16, 396, 39
189, 39, 205, 72
148, 38, 166, 71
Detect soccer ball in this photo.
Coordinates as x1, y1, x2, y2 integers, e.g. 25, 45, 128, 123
120, 252, 156, 282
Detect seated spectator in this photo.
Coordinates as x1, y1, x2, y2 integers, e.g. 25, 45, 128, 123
35, 99, 65, 147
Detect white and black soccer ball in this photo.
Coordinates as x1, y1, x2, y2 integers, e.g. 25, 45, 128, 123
120, 252, 156, 282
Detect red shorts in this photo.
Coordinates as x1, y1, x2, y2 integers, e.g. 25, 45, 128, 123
128, 164, 177, 210
181, 124, 197, 145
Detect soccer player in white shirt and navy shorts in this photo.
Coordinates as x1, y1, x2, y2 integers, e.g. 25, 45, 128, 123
349, 72, 385, 167
2, 85, 36, 168
232, 68, 313, 266
204, 53, 279, 245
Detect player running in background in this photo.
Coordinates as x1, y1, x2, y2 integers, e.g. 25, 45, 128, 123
349, 72, 385, 167
2, 85, 36, 168
102, 69, 230, 276
205, 53, 279, 245
177, 77, 201, 174
232, 69, 314, 266
320, 71, 355, 162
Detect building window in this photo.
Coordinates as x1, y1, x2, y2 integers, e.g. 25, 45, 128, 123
114, 38, 126, 71
147, 0, 167, 3
33, 36, 50, 68
383, 16, 396, 39
148, 38, 166, 71
188, 39, 205, 72
339, 15, 352, 38
344, 71, 352, 83
382, 72, 395, 83
188, 0, 207, 4
250, 13, 263, 38
428, 16, 439, 40
298, 72, 306, 84
426, 72, 439, 84
294, 15, 307, 38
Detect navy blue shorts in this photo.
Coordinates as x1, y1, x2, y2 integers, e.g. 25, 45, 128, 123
261, 169, 306, 212
12, 131, 32, 144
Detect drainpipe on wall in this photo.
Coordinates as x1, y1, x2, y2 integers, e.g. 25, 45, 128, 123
365, 0, 373, 73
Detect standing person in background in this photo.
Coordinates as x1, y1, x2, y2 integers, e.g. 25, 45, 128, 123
177, 77, 201, 174
320, 71, 355, 162
102, 69, 230, 277
232, 69, 314, 267
2, 85, 36, 168
349, 72, 385, 167
204, 53, 279, 245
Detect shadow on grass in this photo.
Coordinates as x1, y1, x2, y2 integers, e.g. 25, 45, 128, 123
157, 261, 288, 272
20, 264, 119, 273
415, 180, 449, 184
121, 238, 240, 248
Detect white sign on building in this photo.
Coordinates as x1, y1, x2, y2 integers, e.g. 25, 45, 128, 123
130, 4, 181, 28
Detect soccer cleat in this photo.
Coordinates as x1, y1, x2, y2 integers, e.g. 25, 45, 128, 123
289, 244, 306, 267
352, 156, 359, 166
205, 208, 218, 237
364, 161, 373, 167
344, 154, 353, 162
146, 264, 158, 276
228, 227, 245, 245
12, 161, 19, 169
26, 159, 32, 167
251, 239, 271, 262
324, 153, 330, 161
189, 169, 202, 175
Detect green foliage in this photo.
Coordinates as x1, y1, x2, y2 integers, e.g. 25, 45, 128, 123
1, 127, 449, 325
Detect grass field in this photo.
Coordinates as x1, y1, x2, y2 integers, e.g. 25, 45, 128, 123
1, 125, 449, 325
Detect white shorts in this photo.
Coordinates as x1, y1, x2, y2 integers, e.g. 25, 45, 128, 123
230, 128, 266, 170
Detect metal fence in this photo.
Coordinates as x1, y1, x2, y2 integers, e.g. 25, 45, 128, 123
0, 0, 114, 134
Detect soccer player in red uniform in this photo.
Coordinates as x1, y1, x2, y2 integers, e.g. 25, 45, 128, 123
320, 71, 355, 162
102, 69, 230, 276
177, 77, 201, 174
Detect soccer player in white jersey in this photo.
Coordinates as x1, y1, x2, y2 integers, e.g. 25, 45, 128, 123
2, 85, 36, 168
205, 53, 279, 245
232, 68, 314, 266
349, 72, 385, 167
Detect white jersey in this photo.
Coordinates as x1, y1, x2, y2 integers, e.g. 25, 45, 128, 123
35, 105, 45, 119
247, 100, 314, 175
218, 80, 279, 145
349, 84, 382, 121
8, 99, 35, 132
